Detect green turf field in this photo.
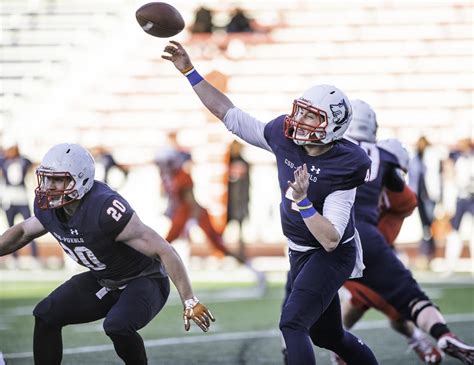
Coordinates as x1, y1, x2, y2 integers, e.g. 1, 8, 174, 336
1, 275, 473, 364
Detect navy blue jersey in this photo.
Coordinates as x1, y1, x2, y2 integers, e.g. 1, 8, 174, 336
353, 142, 405, 225
264, 116, 371, 249
34, 181, 167, 287
0, 156, 31, 187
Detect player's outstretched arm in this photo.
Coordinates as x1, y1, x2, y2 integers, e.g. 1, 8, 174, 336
117, 213, 215, 332
0, 217, 47, 256
162, 40, 234, 121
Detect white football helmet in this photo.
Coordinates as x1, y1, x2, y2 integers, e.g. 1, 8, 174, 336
284, 84, 353, 145
35, 143, 95, 209
344, 99, 378, 143
377, 138, 410, 172
154, 147, 190, 172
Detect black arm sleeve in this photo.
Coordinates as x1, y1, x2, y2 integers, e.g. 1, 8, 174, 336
384, 167, 405, 193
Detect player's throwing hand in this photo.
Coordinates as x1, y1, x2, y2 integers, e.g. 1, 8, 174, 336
183, 296, 215, 332
162, 41, 193, 74
288, 163, 310, 202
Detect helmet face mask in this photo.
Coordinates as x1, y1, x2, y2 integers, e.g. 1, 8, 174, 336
284, 99, 328, 145
284, 85, 352, 146
35, 171, 77, 209
35, 143, 95, 210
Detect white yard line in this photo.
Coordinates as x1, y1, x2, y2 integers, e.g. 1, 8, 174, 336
352, 313, 474, 330
4, 313, 474, 359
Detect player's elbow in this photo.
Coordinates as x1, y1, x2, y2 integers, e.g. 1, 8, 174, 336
214, 108, 227, 121
323, 239, 339, 252
322, 231, 341, 252
215, 104, 233, 121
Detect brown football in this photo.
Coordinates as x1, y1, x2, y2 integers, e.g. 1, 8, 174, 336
136, 2, 185, 38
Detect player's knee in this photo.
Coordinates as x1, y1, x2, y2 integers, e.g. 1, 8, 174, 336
278, 318, 294, 333
33, 297, 58, 326
311, 327, 344, 349
409, 299, 437, 325
103, 316, 135, 336
34, 315, 60, 334
312, 335, 337, 349
279, 315, 306, 336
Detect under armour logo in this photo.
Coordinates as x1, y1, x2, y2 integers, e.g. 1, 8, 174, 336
310, 166, 321, 174
70, 229, 79, 235
358, 339, 365, 346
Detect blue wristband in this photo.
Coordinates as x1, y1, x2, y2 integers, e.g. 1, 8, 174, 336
185, 68, 204, 87
300, 207, 317, 219
296, 198, 312, 209
296, 197, 317, 219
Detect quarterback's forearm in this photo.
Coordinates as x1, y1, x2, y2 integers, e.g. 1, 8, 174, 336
193, 79, 234, 120
303, 214, 341, 252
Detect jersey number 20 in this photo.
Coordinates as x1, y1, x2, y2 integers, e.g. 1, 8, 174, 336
106, 199, 127, 221
59, 243, 106, 271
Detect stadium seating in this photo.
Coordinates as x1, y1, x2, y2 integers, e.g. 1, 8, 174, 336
1, 0, 472, 262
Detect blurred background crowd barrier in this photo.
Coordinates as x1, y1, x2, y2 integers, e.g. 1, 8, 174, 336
0, 0, 472, 274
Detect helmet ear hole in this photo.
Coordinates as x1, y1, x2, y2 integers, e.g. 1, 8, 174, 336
82, 178, 89, 187
333, 126, 341, 133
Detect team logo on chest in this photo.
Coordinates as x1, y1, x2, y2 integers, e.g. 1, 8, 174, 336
310, 166, 321, 174
285, 158, 318, 183
52, 231, 85, 244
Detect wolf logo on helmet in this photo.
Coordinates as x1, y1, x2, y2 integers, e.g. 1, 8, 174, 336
330, 99, 351, 125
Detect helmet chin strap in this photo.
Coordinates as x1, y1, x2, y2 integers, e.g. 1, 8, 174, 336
49, 190, 78, 209
292, 129, 324, 146
293, 139, 307, 146
49, 196, 63, 208
64, 194, 75, 203
63, 200, 80, 216
292, 128, 310, 145
293, 139, 325, 146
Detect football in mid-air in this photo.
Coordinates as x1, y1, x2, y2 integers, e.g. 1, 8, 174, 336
136, 2, 185, 38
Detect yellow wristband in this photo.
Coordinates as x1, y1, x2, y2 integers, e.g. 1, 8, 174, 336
181, 65, 194, 75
